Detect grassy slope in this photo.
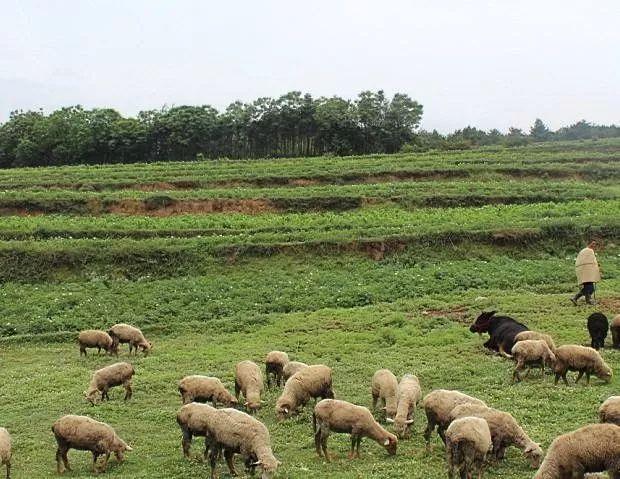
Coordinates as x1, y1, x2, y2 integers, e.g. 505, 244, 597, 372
1, 290, 618, 478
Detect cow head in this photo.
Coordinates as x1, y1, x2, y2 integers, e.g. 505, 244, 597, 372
469, 311, 497, 333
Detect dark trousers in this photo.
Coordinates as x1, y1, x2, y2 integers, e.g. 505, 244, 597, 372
574, 282, 595, 303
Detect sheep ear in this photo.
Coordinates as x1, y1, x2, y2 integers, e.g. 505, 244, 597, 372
405, 419, 414, 424
385, 418, 395, 423
251, 460, 262, 466
283, 407, 289, 414
244, 401, 249, 407
383, 438, 390, 446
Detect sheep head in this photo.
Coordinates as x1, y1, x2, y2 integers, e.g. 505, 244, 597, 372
469, 311, 497, 333
524, 442, 543, 468
383, 434, 398, 455
113, 436, 133, 462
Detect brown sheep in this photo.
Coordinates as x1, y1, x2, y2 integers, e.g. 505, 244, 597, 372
78, 330, 118, 356
511, 339, 556, 382
599, 396, 620, 426
108, 323, 152, 356
445, 416, 492, 479
178, 375, 238, 407
611, 314, 620, 349
534, 423, 620, 478
371, 369, 399, 420
553, 345, 612, 385
387, 374, 421, 439
283, 361, 309, 382
235, 360, 264, 413
85, 362, 135, 405
176, 402, 220, 459
514, 330, 557, 351
265, 351, 289, 388
276, 365, 334, 419
449, 403, 543, 468
422, 389, 487, 449
52, 415, 132, 474
313, 399, 397, 460
0, 428, 11, 479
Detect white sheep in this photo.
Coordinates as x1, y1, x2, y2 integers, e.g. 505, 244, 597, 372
386, 374, 421, 438
0, 428, 11, 479
422, 389, 487, 449
599, 396, 620, 426
178, 375, 238, 407
313, 399, 398, 460
371, 369, 399, 420
511, 339, 556, 382
235, 360, 264, 413
445, 416, 492, 479
276, 365, 334, 419
534, 423, 620, 478
265, 351, 289, 388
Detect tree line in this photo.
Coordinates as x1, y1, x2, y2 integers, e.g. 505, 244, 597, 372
0, 90, 423, 168
0, 89, 618, 168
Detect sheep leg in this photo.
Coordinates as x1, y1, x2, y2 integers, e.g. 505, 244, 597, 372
424, 416, 437, 451
276, 371, 282, 387
208, 447, 219, 479
100, 453, 110, 472
355, 436, 362, 458
348, 434, 357, 459
575, 371, 584, 384
91, 452, 100, 472
314, 425, 323, 457
585, 372, 590, 385
80, 346, 86, 356
182, 430, 193, 458
438, 425, 447, 445
58, 446, 71, 473
234, 381, 241, 401
124, 380, 133, 400
5, 461, 9, 479
320, 427, 330, 462
224, 449, 238, 476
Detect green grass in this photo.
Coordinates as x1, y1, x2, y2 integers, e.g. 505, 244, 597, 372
1, 290, 618, 478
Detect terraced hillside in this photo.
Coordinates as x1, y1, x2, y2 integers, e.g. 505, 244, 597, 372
0, 139, 619, 478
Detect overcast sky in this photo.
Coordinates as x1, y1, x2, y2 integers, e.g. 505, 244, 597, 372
2, 0, 619, 132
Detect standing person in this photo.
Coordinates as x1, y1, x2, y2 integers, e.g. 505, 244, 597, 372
571, 240, 601, 305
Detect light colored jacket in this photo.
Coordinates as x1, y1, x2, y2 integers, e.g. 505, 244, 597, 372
575, 247, 601, 285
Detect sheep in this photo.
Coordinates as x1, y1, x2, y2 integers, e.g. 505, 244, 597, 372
511, 339, 556, 382
85, 362, 135, 405
610, 314, 620, 349
206, 408, 280, 479
371, 369, 399, 420
265, 351, 289, 388
587, 312, 609, 350
276, 364, 334, 419
552, 344, 612, 385
313, 399, 398, 460
449, 403, 543, 468
445, 416, 492, 479
176, 402, 220, 459
178, 375, 238, 407
52, 415, 132, 474
78, 329, 118, 356
533, 423, 620, 478
599, 396, 620, 426
386, 374, 421, 438
235, 360, 264, 413
108, 323, 152, 356
282, 361, 309, 382
0, 428, 11, 479
514, 330, 556, 351
422, 389, 487, 449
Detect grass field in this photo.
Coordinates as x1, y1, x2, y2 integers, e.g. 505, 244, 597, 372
0, 140, 619, 478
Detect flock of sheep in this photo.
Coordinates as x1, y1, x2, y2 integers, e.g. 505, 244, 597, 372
1, 312, 619, 479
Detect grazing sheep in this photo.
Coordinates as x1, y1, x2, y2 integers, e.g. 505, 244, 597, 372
599, 396, 620, 426
207, 408, 280, 479
178, 375, 238, 407
313, 399, 398, 460
371, 369, 399, 420
511, 339, 556, 382
514, 330, 556, 351
445, 416, 492, 479
85, 362, 135, 405
611, 314, 620, 349
235, 360, 264, 413
422, 389, 487, 449
587, 312, 609, 350
176, 402, 219, 459
553, 345, 612, 385
265, 351, 289, 388
0, 428, 11, 479
78, 330, 118, 356
386, 374, 421, 438
533, 423, 620, 478
276, 365, 334, 419
449, 403, 543, 468
108, 323, 152, 356
52, 415, 132, 474
282, 361, 309, 382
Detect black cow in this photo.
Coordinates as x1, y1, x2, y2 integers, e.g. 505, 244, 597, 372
587, 312, 608, 350
469, 311, 529, 356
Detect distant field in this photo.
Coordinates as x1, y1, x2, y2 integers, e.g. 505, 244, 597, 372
0, 139, 618, 478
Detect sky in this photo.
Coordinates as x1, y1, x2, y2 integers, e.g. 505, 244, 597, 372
2, 0, 619, 133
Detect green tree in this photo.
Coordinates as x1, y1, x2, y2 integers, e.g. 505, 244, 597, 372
529, 118, 550, 141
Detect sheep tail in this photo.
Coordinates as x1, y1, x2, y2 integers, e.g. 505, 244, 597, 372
499, 344, 513, 359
